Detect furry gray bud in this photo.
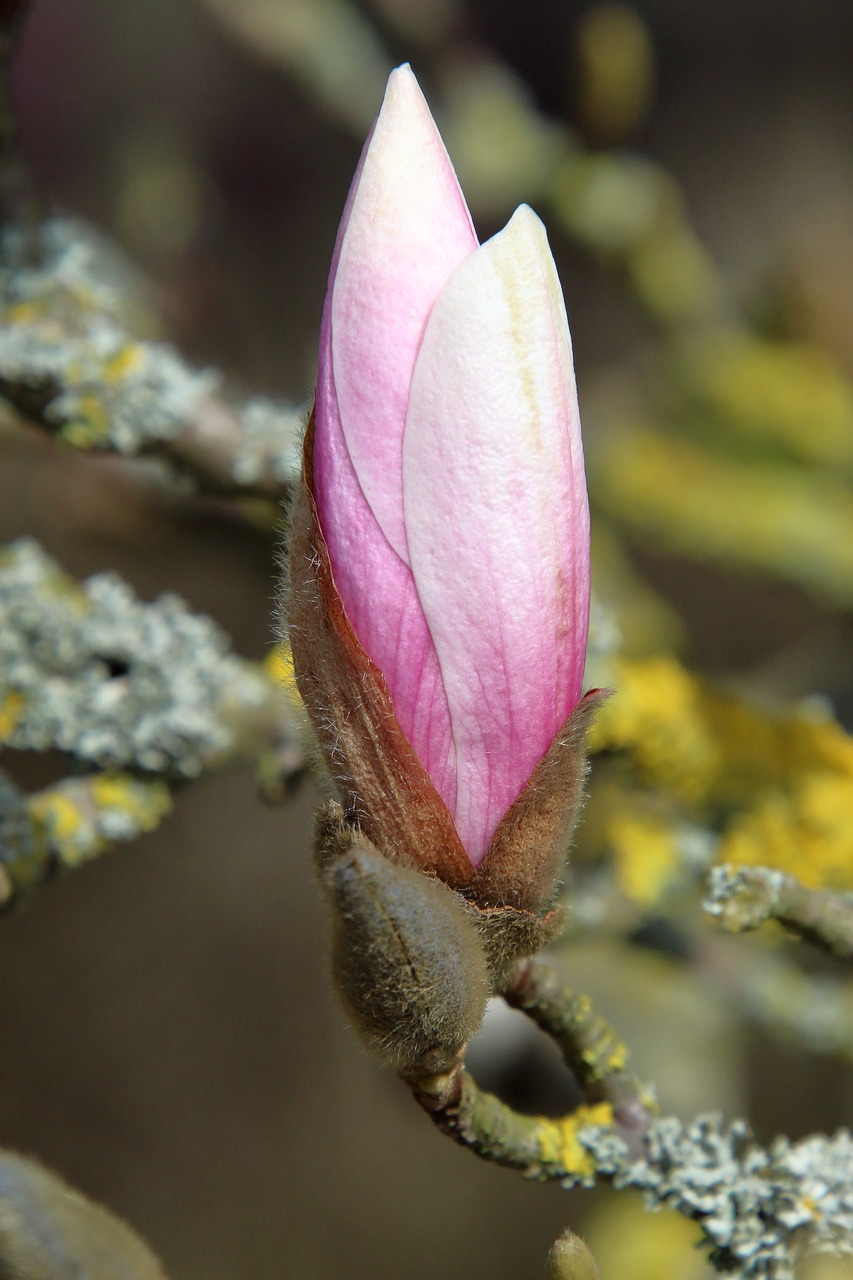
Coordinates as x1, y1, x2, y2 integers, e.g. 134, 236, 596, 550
545, 1231, 601, 1280
0, 1150, 169, 1279
320, 830, 489, 1076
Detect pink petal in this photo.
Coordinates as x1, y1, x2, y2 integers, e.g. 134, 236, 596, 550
322, 63, 478, 563
313, 344, 458, 811
313, 64, 480, 821
403, 206, 590, 865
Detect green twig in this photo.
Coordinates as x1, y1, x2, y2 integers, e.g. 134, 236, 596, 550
501, 957, 655, 1130
411, 1068, 614, 1184
407, 961, 853, 1277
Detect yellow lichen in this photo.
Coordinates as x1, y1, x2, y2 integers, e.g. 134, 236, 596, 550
90, 773, 172, 834
590, 655, 719, 803
29, 791, 85, 848
536, 1102, 614, 1177
0, 691, 24, 741
26, 775, 172, 871
581, 1033, 628, 1078
591, 655, 853, 893
607, 812, 681, 906
62, 394, 110, 448
721, 775, 853, 891
594, 656, 853, 805
104, 344, 144, 382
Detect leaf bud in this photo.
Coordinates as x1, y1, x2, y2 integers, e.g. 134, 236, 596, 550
0, 1150, 169, 1279
317, 814, 490, 1076
546, 1230, 602, 1280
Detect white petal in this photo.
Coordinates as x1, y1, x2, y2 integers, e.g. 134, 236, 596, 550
402, 206, 589, 863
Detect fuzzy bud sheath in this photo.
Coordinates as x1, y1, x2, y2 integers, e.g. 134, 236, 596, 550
546, 1232, 602, 1280
0, 1152, 169, 1280
284, 66, 603, 1072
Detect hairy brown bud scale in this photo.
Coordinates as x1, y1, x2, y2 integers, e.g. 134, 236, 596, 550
317, 817, 489, 1074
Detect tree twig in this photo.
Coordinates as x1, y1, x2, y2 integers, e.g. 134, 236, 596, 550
501, 957, 655, 1132
705, 864, 853, 960
407, 961, 853, 1278
0, 769, 172, 912
0, 219, 303, 497
0, 538, 305, 782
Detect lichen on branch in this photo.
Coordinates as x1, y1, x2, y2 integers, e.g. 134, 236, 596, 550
704, 864, 853, 959
0, 219, 303, 495
410, 961, 853, 1279
0, 538, 303, 779
0, 768, 172, 911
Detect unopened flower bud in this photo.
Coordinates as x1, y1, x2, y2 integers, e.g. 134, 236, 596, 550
546, 1230, 602, 1280
317, 812, 489, 1075
286, 64, 602, 921
0, 1151, 169, 1280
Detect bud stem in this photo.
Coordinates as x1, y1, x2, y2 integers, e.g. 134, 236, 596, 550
406, 956, 654, 1183
501, 958, 654, 1129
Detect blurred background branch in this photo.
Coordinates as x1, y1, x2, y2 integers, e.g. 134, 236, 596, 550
0, 221, 303, 497
0, 539, 303, 779
705, 865, 853, 959
0, 769, 172, 911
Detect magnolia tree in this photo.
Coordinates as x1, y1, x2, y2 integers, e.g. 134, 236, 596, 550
1, 13, 852, 1280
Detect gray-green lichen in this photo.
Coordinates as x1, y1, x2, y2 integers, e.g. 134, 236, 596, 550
0, 538, 294, 776
582, 1114, 853, 1278
0, 219, 302, 492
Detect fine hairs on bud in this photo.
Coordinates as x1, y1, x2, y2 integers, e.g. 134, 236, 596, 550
545, 1230, 601, 1280
318, 823, 490, 1075
0, 1151, 169, 1280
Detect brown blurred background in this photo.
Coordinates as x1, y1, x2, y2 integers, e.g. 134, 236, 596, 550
1, 2, 852, 1277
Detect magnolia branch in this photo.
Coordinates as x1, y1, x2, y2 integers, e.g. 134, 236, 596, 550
408, 961, 853, 1278
0, 770, 172, 912
705, 864, 853, 960
0, 219, 303, 497
0, 538, 304, 780
502, 958, 654, 1130
0, 539, 305, 909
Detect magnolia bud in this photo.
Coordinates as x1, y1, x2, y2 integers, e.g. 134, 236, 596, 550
286, 64, 602, 921
0, 1151, 169, 1279
316, 812, 489, 1075
546, 1230, 602, 1280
